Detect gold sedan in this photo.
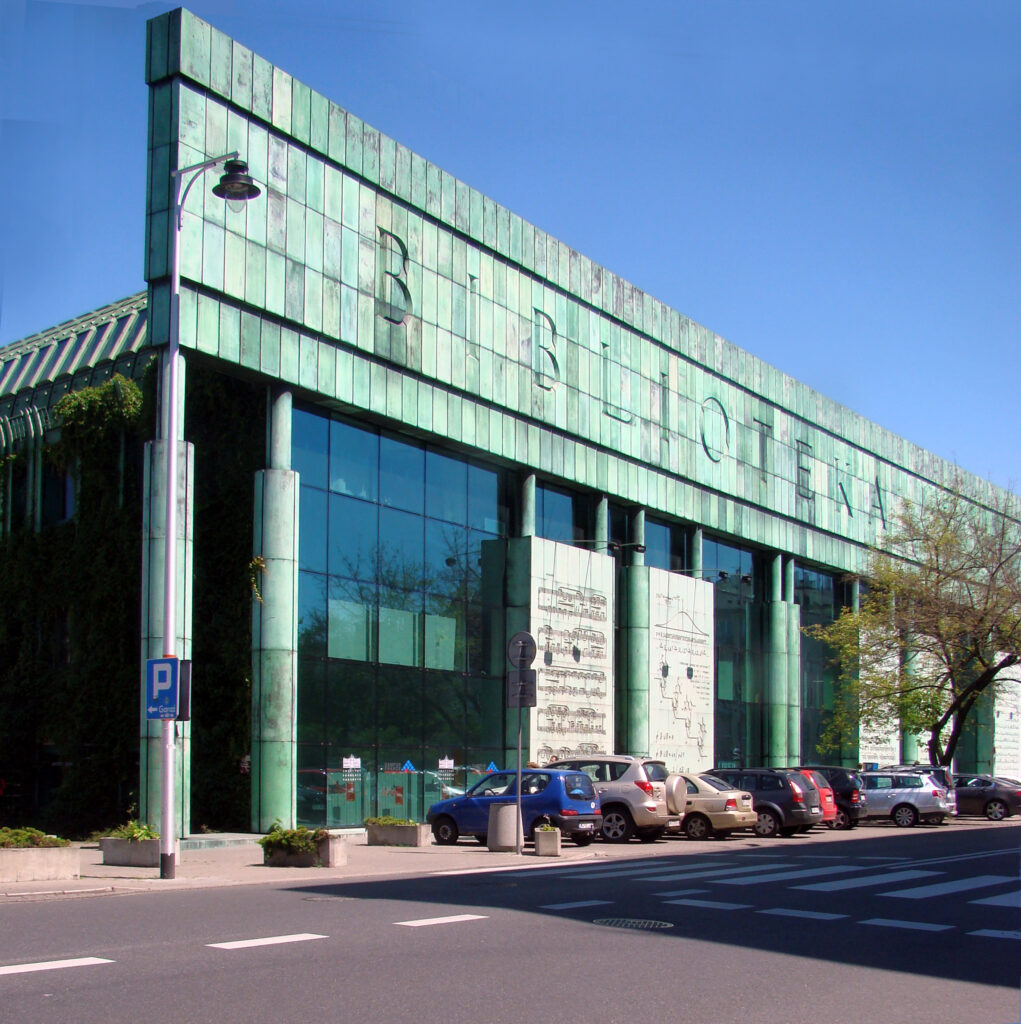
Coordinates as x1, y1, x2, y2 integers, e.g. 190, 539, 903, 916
665, 773, 757, 840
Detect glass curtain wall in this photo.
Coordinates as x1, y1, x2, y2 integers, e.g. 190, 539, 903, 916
795, 566, 842, 760
293, 406, 508, 825
703, 538, 763, 768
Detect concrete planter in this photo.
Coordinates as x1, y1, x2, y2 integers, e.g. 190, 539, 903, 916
533, 829, 562, 857
365, 823, 431, 847
0, 846, 79, 882
99, 837, 178, 867
263, 834, 348, 868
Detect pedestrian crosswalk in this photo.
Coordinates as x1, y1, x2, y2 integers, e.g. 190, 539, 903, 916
536, 852, 1021, 939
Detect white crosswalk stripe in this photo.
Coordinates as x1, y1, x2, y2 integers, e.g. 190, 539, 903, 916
971, 889, 1021, 908
795, 869, 942, 892
714, 864, 866, 886
879, 875, 1015, 900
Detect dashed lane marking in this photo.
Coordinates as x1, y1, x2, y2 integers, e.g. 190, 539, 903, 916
539, 900, 613, 910
860, 918, 954, 932
0, 957, 114, 976
663, 898, 752, 910
395, 914, 488, 927
207, 933, 328, 950
757, 908, 848, 921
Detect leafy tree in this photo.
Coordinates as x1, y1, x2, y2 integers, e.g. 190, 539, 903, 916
808, 484, 1021, 767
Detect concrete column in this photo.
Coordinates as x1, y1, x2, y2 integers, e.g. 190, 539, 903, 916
785, 556, 801, 763
251, 388, 299, 831
521, 472, 536, 538
139, 438, 194, 836
766, 553, 788, 765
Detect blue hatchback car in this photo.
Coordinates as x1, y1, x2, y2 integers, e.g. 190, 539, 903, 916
427, 768, 602, 846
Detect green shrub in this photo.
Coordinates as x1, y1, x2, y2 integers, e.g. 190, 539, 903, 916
363, 816, 418, 827
106, 820, 159, 841
257, 820, 328, 855
0, 826, 70, 848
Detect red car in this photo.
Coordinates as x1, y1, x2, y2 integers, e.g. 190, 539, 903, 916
800, 769, 837, 827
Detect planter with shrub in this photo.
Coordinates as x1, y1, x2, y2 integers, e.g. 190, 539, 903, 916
364, 816, 431, 847
0, 827, 78, 882
258, 821, 348, 867
98, 820, 172, 867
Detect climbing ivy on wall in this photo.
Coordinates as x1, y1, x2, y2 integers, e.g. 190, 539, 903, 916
0, 371, 151, 835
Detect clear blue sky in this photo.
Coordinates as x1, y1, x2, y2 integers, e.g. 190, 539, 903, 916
1, 1, 1018, 490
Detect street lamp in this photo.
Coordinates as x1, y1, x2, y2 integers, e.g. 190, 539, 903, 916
160, 151, 259, 879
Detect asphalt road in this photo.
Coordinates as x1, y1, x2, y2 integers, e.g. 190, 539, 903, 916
2, 823, 1019, 1024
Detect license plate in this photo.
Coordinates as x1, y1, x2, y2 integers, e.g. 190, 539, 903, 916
578, 822, 594, 830
667, 819, 682, 829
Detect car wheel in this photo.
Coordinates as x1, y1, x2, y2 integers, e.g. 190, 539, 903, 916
985, 799, 1009, 821
475, 834, 488, 845
432, 816, 460, 844
637, 827, 666, 842
754, 810, 780, 838
892, 804, 919, 828
572, 833, 596, 846
922, 815, 944, 826
684, 814, 713, 841
833, 808, 852, 831
600, 806, 635, 843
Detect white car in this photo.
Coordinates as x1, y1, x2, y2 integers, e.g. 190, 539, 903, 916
860, 770, 956, 826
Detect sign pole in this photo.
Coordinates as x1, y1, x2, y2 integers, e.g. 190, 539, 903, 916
506, 631, 537, 857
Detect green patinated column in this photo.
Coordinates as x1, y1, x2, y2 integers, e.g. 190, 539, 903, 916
900, 641, 921, 764
842, 579, 862, 767
624, 510, 649, 756
503, 536, 532, 760
975, 688, 996, 774
690, 526, 703, 578
766, 553, 788, 765
139, 351, 193, 836
251, 388, 299, 831
595, 495, 609, 554
785, 556, 801, 764
521, 472, 535, 538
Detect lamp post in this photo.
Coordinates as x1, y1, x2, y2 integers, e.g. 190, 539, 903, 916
160, 152, 259, 879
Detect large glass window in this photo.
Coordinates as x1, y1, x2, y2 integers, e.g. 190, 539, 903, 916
703, 537, 763, 768
795, 565, 844, 761
294, 406, 508, 826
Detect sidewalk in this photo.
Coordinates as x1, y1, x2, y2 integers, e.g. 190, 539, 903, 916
0, 831, 631, 900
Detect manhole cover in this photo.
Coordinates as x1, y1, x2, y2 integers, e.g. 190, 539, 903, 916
594, 918, 673, 931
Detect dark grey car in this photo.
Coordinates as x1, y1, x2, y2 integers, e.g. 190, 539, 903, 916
953, 775, 1021, 820
711, 768, 824, 837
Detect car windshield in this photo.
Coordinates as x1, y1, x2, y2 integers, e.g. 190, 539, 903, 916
564, 773, 596, 800
699, 775, 733, 792
643, 762, 669, 782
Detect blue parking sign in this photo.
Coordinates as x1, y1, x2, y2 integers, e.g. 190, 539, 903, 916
146, 658, 179, 720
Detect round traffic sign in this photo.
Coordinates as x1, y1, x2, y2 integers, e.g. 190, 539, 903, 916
507, 630, 537, 666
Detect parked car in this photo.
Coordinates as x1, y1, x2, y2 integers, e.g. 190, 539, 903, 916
860, 770, 956, 826
710, 768, 824, 837
799, 769, 837, 827
664, 773, 756, 839
795, 764, 866, 830
545, 755, 683, 842
427, 768, 602, 846
952, 774, 1021, 820
879, 763, 955, 792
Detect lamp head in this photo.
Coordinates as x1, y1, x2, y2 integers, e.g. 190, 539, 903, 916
212, 159, 261, 211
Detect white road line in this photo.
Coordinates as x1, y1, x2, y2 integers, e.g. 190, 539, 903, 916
879, 875, 1015, 900
715, 864, 865, 886
0, 957, 113, 976
758, 908, 848, 921
968, 929, 1021, 940
207, 933, 328, 949
860, 918, 954, 932
566, 864, 720, 880
664, 898, 752, 910
652, 888, 709, 898
539, 900, 613, 910
641, 862, 796, 884
971, 889, 1021, 908
795, 870, 942, 892
395, 914, 488, 927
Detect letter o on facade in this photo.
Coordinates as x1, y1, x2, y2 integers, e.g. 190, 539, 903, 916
699, 396, 730, 463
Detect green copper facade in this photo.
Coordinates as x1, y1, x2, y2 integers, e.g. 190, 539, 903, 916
3, 9, 1015, 834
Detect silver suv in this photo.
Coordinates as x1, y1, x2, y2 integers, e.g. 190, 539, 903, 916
545, 755, 683, 842
860, 770, 956, 827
